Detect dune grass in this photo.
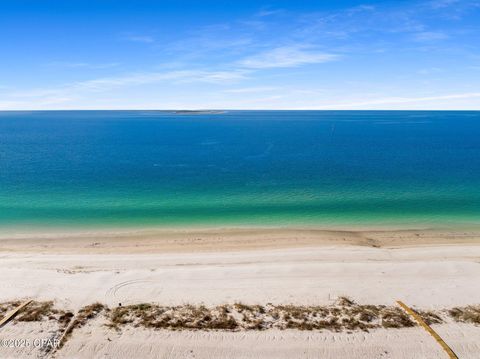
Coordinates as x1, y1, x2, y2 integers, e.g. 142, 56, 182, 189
4, 297, 478, 335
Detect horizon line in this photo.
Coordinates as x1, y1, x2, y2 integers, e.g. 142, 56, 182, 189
1, 109, 480, 112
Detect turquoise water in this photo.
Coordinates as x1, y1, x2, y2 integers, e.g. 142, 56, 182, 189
1, 110, 480, 230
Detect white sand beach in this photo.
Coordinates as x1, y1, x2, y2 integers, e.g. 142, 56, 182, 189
0, 227, 479, 358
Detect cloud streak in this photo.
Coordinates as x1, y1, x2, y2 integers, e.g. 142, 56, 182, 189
1, 69, 250, 109
413, 31, 449, 42
238, 46, 338, 69
73, 70, 248, 91
313, 92, 480, 109
46, 61, 120, 69
122, 34, 155, 43
223, 86, 278, 93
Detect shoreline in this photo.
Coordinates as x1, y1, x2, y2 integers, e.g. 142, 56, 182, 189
0, 226, 479, 254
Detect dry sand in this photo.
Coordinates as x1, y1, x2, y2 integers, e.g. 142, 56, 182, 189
0, 227, 479, 358
3, 320, 480, 359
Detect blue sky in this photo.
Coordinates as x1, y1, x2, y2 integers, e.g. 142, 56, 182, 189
1, 0, 480, 110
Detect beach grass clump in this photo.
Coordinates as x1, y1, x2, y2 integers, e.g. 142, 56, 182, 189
448, 305, 480, 325
0, 300, 75, 331
0, 301, 107, 328
0, 299, 460, 333
0, 301, 22, 317
72, 302, 106, 329
7, 301, 70, 323
16, 301, 57, 322
105, 298, 429, 332
379, 307, 415, 328
58, 302, 107, 348
416, 310, 443, 325
108, 303, 239, 331
336, 296, 355, 307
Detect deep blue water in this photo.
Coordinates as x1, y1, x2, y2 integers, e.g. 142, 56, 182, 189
1, 110, 479, 229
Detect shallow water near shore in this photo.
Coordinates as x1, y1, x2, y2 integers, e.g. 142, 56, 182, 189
1, 110, 479, 230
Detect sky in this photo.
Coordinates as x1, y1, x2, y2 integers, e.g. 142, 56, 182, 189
1, 0, 480, 110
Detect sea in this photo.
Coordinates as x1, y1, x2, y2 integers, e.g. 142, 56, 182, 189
1, 110, 479, 230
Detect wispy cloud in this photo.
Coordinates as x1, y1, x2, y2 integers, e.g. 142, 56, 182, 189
46, 61, 120, 69
314, 92, 480, 109
255, 8, 285, 17
417, 67, 443, 75
426, 0, 480, 19
413, 31, 449, 42
0, 96, 74, 110
122, 34, 155, 43
0, 67, 251, 110
223, 86, 278, 93
429, 0, 461, 9
166, 23, 253, 58
238, 46, 338, 69
6, 69, 249, 103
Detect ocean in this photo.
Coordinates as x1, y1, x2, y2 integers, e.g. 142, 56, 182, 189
1, 110, 479, 230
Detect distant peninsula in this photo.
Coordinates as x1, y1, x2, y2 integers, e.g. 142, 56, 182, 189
171, 110, 227, 115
